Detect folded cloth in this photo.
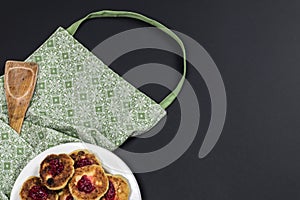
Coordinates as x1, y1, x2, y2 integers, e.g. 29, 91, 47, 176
0, 119, 34, 198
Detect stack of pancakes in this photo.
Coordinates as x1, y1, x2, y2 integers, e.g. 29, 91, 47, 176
20, 149, 131, 200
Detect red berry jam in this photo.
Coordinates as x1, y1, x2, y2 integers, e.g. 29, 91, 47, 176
75, 158, 93, 168
77, 175, 95, 193
104, 181, 116, 200
28, 185, 48, 200
49, 158, 64, 176
66, 195, 74, 200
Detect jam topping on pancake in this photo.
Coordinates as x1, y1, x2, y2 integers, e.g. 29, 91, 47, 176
103, 181, 116, 200
49, 158, 64, 177
75, 158, 93, 168
28, 185, 48, 200
65, 195, 74, 200
77, 175, 95, 193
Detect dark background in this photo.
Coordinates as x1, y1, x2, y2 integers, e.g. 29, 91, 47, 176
1, 0, 300, 199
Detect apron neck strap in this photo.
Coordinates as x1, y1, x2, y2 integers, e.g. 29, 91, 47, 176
67, 10, 186, 109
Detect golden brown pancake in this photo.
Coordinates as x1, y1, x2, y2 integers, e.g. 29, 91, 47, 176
19, 176, 58, 200
69, 165, 109, 200
101, 175, 130, 200
58, 187, 74, 200
69, 149, 102, 169
40, 154, 75, 190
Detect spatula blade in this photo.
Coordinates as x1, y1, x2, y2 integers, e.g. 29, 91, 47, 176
4, 61, 38, 134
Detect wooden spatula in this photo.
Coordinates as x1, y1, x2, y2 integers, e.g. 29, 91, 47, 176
4, 61, 38, 134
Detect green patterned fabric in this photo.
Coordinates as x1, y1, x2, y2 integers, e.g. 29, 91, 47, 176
0, 27, 166, 199
25, 27, 166, 148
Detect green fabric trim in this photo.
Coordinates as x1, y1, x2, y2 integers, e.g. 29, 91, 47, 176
66, 10, 187, 109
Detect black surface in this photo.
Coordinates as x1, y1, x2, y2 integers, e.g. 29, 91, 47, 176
1, 0, 300, 199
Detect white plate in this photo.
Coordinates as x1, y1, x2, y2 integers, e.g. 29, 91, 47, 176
10, 142, 142, 200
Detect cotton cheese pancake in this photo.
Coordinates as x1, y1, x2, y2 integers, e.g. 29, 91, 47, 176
19, 176, 58, 200
58, 187, 74, 200
101, 175, 130, 200
40, 154, 75, 190
69, 165, 109, 200
69, 149, 102, 169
